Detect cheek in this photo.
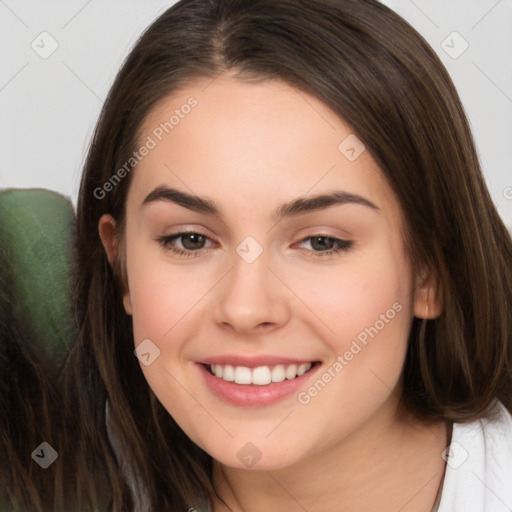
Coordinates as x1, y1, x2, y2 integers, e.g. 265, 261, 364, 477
288, 248, 412, 447
125, 251, 208, 414
125, 236, 209, 344
291, 243, 413, 408
290, 241, 413, 352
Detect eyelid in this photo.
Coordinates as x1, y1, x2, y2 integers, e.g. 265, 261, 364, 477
293, 234, 353, 255
155, 230, 217, 250
156, 230, 353, 260
155, 225, 216, 241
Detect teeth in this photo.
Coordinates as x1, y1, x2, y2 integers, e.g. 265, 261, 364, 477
222, 365, 235, 382
252, 366, 272, 385
271, 364, 286, 383
297, 363, 308, 376
234, 366, 252, 385
209, 362, 313, 385
285, 364, 298, 380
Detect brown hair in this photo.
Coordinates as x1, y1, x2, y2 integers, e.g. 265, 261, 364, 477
61, 0, 512, 509
0, 244, 64, 511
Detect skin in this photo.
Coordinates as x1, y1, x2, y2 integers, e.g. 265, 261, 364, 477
99, 73, 449, 512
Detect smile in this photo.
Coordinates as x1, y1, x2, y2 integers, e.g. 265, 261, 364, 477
207, 362, 314, 385
197, 360, 321, 407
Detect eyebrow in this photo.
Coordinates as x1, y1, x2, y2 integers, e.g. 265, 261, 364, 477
141, 185, 379, 219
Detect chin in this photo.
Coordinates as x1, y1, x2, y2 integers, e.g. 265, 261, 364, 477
204, 437, 309, 472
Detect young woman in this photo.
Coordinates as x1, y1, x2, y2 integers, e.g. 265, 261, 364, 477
61, 0, 512, 510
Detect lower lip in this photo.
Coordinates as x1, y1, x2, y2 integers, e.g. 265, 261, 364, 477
196, 362, 321, 407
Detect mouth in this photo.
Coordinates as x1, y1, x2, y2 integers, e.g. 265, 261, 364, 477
197, 360, 322, 407
204, 361, 319, 386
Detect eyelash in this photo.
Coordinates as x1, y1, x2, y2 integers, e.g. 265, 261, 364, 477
155, 231, 353, 259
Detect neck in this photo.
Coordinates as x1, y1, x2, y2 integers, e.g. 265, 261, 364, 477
211, 402, 450, 512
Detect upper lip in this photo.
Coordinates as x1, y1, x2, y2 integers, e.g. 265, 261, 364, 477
198, 355, 318, 368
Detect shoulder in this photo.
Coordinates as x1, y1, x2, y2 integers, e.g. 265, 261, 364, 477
438, 401, 512, 512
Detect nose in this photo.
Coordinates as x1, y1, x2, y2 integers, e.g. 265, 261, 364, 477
212, 246, 291, 336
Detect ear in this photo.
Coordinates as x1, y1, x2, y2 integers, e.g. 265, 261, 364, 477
98, 214, 133, 315
98, 214, 118, 265
412, 266, 443, 319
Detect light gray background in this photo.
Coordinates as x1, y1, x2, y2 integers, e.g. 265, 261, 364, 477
1, 0, 511, 232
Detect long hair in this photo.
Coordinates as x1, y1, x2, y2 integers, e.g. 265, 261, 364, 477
0, 238, 64, 511
60, 0, 512, 509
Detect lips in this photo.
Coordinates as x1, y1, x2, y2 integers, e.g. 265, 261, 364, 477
196, 358, 321, 407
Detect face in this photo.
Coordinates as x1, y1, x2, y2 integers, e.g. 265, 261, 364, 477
99, 73, 435, 471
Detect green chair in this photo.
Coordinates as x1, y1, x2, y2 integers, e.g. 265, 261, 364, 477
0, 188, 76, 372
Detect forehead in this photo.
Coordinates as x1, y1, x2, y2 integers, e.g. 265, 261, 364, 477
138, 74, 346, 161
128, 74, 401, 223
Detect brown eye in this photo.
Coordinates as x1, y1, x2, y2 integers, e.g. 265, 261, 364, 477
297, 235, 353, 257
176, 233, 207, 250
156, 231, 214, 258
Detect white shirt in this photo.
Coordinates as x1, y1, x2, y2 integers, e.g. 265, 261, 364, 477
437, 401, 512, 511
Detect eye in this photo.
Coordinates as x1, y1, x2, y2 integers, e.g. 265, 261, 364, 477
155, 231, 215, 258
155, 232, 353, 259
295, 235, 353, 258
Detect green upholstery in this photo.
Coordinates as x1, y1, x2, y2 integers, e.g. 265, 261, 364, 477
0, 188, 76, 370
